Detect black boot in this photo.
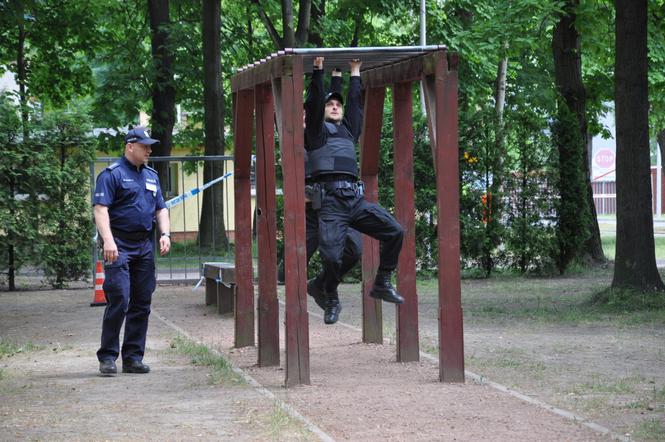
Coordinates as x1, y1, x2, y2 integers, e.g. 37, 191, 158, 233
370, 270, 404, 304
323, 297, 342, 324
307, 277, 326, 311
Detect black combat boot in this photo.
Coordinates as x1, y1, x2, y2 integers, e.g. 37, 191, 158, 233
307, 277, 326, 311
323, 296, 342, 324
370, 270, 404, 304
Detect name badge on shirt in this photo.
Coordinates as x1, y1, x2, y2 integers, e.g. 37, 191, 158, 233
146, 182, 157, 196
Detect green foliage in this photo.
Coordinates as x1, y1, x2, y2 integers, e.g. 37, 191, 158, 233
0, 96, 94, 289
0, 0, 101, 107
0, 94, 50, 284
458, 106, 517, 275
37, 109, 96, 287
503, 109, 557, 273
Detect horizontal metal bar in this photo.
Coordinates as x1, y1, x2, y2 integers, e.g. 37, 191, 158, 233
287, 45, 446, 55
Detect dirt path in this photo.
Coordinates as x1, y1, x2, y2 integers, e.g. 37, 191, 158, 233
0, 289, 308, 441
0, 283, 631, 441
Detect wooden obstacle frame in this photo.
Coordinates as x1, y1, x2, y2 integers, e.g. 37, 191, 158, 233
230, 46, 464, 387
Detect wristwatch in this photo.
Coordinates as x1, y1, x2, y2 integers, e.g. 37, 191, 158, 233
161, 232, 171, 238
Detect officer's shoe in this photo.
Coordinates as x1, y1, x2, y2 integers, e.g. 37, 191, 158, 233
122, 360, 150, 374
307, 278, 326, 311
370, 271, 405, 304
99, 359, 117, 376
323, 298, 342, 325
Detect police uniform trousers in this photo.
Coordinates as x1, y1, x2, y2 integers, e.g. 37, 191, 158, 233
97, 236, 156, 363
306, 202, 362, 279
317, 183, 403, 293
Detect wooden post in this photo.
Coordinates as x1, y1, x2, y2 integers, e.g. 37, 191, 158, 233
232, 88, 256, 348
427, 51, 464, 382
255, 83, 280, 366
359, 86, 386, 344
276, 56, 310, 386
393, 81, 419, 362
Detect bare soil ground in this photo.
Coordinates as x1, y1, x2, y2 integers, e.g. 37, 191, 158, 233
1, 268, 663, 441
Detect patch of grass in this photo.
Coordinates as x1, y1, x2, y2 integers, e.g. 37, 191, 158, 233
169, 336, 244, 385
258, 402, 312, 441
0, 338, 41, 358
602, 234, 665, 261
632, 418, 665, 441
435, 268, 665, 326
655, 385, 665, 404
466, 349, 548, 376
568, 374, 636, 395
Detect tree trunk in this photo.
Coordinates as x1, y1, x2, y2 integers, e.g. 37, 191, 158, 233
252, 0, 283, 49
494, 55, 507, 124
148, 0, 176, 194
295, 0, 312, 46
281, 0, 295, 48
482, 51, 508, 276
552, 0, 605, 265
198, 0, 229, 252
612, 0, 664, 291
308, 0, 324, 47
350, 12, 361, 47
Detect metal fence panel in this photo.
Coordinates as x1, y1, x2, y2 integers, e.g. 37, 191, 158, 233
90, 155, 239, 283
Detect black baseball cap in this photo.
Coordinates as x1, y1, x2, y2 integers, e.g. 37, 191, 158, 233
325, 91, 344, 105
125, 127, 160, 145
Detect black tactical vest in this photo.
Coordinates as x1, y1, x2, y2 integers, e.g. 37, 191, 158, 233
308, 122, 358, 178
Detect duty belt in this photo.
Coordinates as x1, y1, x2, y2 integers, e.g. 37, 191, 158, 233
322, 180, 363, 193
111, 228, 152, 241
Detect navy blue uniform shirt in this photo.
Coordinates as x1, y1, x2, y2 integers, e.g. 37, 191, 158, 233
93, 156, 166, 233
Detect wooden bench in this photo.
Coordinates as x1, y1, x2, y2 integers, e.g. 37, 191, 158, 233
203, 262, 236, 314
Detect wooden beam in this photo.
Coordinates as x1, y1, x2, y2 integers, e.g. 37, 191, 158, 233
393, 81, 419, 362
359, 86, 386, 344
255, 83, 280, 366
232, 89, 256, 348
231, 57, 284, 92
361, 51, 444, 88
431, 51, 465, 383
276, 56, 310, 387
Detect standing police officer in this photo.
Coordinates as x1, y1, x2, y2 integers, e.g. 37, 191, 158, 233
93, 127, 171, 376
305, 57, 405, 324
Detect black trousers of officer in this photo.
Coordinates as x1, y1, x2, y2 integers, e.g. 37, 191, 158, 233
306, 203, 362, 292
317, 182, 404, 294
97, 236, 156, 363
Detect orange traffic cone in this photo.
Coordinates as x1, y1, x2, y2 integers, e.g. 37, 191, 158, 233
90, 260, 107, 307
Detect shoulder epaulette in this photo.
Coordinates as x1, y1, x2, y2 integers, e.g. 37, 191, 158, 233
105, 162, 121, 171
144, 164, 157, 174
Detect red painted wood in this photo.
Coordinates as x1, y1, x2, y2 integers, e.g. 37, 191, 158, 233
277, 56, 310, 386
393, 82, 419, 362
255, 84, 280, 366
233, 89, 256, 348
359, 86, 386, 344
431, 51, 465, 382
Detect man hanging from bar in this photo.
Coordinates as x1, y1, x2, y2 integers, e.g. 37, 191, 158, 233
279, 71, 363, 320
305, 56, 405, 325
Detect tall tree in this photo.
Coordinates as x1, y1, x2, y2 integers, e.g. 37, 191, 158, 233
552, 0, 604, 270
148, 0, 176, 191
612, 0, 664, 291
198, 0, 229, 251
